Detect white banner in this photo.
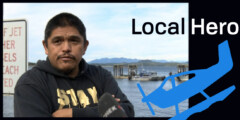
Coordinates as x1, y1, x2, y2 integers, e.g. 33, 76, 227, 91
3, 20, 27, 94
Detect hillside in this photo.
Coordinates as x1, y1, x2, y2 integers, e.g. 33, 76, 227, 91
90, 58, 188, 66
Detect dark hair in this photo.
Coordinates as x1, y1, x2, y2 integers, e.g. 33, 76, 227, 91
44, 12, 87, 47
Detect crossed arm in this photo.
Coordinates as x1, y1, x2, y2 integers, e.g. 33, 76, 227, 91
52, 95, 120, 117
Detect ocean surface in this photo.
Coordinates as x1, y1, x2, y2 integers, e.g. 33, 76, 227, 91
3, 65, 188, 117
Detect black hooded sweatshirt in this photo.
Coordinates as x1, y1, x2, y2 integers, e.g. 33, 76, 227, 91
14, 58, 134, 117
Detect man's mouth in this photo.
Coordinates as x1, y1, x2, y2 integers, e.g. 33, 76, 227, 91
57, 55, 75, 61
60, 56, 73, 61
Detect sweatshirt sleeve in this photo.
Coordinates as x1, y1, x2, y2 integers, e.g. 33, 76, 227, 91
14, 84, 53, 117
101, 68, 135, 117
72, 106, 99, 117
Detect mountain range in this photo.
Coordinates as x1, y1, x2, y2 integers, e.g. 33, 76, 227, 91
89, 57, 187, 64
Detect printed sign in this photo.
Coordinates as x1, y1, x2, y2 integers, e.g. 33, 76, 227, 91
3, 20, 27, 94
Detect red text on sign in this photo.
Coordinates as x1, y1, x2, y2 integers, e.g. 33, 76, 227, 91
9, 27, 22, 37
4, 78, 13, 87
3, 65, 19, 75
3, 40, 15, 49
3, 52, 17, 62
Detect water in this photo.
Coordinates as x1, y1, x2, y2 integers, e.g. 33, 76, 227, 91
103, 65, 189, 117
3, 65, 188, 117
116, 79, 188, 117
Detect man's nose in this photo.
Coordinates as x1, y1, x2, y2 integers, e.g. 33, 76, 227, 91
62, 41, 71, 52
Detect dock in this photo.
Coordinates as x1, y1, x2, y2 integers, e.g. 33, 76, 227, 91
113, 64, 165, 81
175, 64, 189, 82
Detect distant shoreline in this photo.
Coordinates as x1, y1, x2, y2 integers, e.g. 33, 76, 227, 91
90, 62, 188, 67
28, 61, 188, 68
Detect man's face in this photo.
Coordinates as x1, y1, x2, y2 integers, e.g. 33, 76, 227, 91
43, 26, 88, 76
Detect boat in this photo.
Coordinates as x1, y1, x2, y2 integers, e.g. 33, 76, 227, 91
129, 69, 164, 81
130, 71, 156, 81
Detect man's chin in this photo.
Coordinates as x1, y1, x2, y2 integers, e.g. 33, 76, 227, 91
59, 66, 76, 74
54, 61, 79, 76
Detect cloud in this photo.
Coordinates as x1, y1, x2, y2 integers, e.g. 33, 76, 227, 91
3, 3, 188, 63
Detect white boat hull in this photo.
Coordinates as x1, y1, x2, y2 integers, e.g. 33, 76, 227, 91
131, 76, 151, 81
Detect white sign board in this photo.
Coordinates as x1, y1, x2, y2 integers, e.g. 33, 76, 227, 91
3, 20, 27, 94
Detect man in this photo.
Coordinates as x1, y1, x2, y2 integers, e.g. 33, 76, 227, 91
14, 12, 134, 117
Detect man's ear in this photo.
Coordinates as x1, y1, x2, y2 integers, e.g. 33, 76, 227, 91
42, 40, 48, 55
83, 40, 89, 55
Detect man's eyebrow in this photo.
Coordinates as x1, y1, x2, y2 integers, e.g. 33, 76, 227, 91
51, 35, 82, 41
51, 36, 64, 41
68, 35, 82, 40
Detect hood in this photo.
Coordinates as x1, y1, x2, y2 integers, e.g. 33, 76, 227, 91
35, 57, 88, 79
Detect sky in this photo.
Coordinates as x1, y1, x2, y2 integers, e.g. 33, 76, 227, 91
3, 3, 189, 63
